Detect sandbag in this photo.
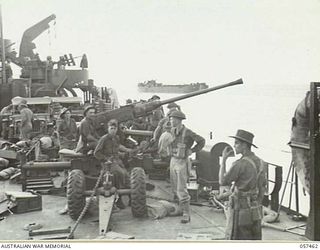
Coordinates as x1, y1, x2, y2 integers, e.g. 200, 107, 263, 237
40, 136, 52, 149
0, 158, 9, 170
0, 167, 17, 180
147, 200, 182, 219
263, 206, 279, 223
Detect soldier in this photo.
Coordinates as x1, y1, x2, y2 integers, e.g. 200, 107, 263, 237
76, 106, 99, 153
17, 102, 34, 140
169, 110, 205, 223
5, 58, 13, 83
148, 95, 164, 131
94, 119, 133, 209
57, 107, 78, 149
80, 54, 88, 69
151, 102, 180, 143
0, 104, 13, 115
157, 120, 173, 161
46, 56, 54, 83
0, 104, 13, 139
219, 129, 267, 240
57, 56, 66, 69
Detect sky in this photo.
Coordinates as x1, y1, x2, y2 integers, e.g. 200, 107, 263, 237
1, 0, 320, 91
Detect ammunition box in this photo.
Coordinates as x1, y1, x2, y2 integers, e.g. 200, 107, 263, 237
5, 191, 42, 213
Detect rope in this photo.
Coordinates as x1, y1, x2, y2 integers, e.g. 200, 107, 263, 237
67, 166, 107, 239
54, 20, 57, 39
48, 28, 51, 47
211, 196, 226, 210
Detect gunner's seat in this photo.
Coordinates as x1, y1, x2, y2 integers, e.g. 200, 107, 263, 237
59, 148, 85, 161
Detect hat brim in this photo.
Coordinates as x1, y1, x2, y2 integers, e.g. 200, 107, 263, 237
169, 116, 185, 120
229, 136, 258, 148
60, 108, 70, 118
18, 103, 28, 108
83, 106, 96, 116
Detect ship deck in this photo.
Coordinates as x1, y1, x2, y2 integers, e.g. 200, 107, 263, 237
0, 177, 308, 242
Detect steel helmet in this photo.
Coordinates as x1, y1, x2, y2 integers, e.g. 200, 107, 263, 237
169, 110, 186, 120
167, 102, 179, 109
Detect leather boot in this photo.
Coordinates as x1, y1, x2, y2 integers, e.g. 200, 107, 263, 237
180, 202, 191, 224
116, 196, 126, 209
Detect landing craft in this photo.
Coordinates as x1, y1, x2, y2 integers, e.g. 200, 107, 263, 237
138, 79, 209, 94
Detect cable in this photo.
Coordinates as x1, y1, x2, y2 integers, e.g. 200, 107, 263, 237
67, 165, 107, 239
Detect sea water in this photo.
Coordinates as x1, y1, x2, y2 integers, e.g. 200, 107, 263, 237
114, 82, 310, 215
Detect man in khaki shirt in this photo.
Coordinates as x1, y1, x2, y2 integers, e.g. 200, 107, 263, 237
219, 129, 267, 240
18, 103, 34, 140
169, 110, 205, 223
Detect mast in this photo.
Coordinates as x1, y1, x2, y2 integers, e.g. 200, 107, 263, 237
0, 4, 6, 84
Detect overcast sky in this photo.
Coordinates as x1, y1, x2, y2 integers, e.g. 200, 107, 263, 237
1, 0, 320, 90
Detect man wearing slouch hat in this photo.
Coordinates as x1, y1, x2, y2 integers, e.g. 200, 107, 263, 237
219, 129, 267, 240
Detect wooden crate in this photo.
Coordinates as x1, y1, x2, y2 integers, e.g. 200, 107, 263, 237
5, 191, 42, 213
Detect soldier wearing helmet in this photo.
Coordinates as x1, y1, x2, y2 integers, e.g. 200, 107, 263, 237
57, 107, 77, 149
147, 95, 164, 131
151, 102, 180, 143
168, 110, 205, 223
76, 106, 99, 153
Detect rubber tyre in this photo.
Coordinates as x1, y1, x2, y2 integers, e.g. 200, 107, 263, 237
67, 169, 86, 220
130, 167, 147, 217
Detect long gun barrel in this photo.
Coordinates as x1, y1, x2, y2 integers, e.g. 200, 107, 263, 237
154, 78, 242, 109
93, 78, 243, 127
133, 78, 243, 117
160, 78, 243, 106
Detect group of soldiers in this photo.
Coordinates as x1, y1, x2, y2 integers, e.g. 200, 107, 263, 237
0, 93, 267, 240
67, 95, 266, 240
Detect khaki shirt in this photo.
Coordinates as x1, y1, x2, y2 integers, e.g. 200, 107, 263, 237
221, 152, 263, 192
79, 117, 99, 143
57, 118, 77, 140
171, 125, 205, 154
20, 107, 33, 128
94, 134, 121, 161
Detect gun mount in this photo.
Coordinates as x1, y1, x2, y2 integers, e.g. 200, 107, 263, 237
93, 78, 243, 128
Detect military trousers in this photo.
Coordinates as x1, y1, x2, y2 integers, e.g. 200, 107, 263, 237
20, 124, 32, 140
169, 157, 190, 203
109, 158, 130, 189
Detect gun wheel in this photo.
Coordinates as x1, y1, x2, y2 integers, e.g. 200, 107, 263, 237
130, 167, 147, 217
67, 169, 86, 220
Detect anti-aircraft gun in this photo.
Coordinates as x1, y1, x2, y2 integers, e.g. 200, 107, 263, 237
19, 78, 242, 238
